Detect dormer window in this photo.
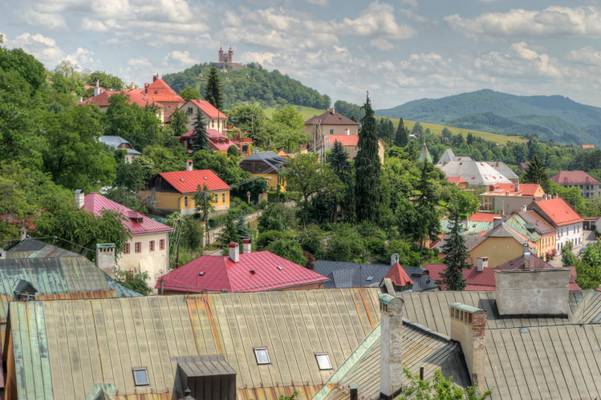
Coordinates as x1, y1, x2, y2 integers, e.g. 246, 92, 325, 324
254, 347, 270, 365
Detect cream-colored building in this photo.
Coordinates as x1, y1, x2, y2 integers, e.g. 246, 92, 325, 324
305, 108, 359, 160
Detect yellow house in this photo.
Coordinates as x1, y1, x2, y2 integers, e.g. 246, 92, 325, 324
240, 151, 287, 192
140, 161, 230, 215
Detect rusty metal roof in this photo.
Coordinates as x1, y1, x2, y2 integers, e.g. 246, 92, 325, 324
9, 288, 381, 400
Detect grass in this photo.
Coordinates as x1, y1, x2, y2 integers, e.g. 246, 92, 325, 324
265, 105, 527, 145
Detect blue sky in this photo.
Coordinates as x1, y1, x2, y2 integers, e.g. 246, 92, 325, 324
2, 0, 601, 108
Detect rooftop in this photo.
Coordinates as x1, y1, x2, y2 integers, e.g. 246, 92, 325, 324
187, 99, 227, 119
551, 170, 600, 186
531, 197, 583, 227
326, 135, 359, 146
158, 169, 230, 193
305, 109, 359, 126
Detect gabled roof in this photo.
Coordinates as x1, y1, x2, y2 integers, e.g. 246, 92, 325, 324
487, 161, 519, 180
468, 212, 501, 223
482, 182, 544, 197
305, 110, 358, 126
143, 77, 184, 103
518, 209, 555, 235
240, 151, 287, 174
436, 148, 456, 166
384, 262, 413, 287
531, 197, 583, 227
158, 169, 230, 193
438, 158, 512, 186
424, 264, 496, 291
187, 99, 227, 119
157, 250, 328, 292
83, 193, 172, 235
327, 135, 359, 146
551, 170, 600, 186
98, 136, 140, 155
6, 238, 81, 258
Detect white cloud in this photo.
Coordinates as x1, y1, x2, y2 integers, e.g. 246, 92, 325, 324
400, 0, 418, 8
446, 6, 601, 38
306, 0, 328, 6
128, 57, 153, 67
241, 51, 276, 65
11, 32, 64, 65
166, 50, 197, 65
339, 2, 414, 40
511, 42, 561, 77
569, 47, 601, 67
64, 47, 96, 70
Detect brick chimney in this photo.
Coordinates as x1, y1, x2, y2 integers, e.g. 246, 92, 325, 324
242, 238, 252, 254
228, 242, 240, 263
379, 293, 404, 399
93, 80, 101, 96
96, 243, 116, 275
186, 159, 193, 171
476, 256, 488, 272
74, 190, 85, 209
449, 303, 487, 392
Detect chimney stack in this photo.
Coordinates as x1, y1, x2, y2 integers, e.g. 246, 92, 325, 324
390, 253, 400, 267
74, 189, 85, 209
449, 303, 487, 392
93, 80, 101, 96
379, 293, 404, 399
523, 243, 531, 269
242, 238, 252, 254
476, 256, 488, 272
96, 243, 116, 275
349, 385, 358, 400
186, 160, 193, 171
492, 216, 502, 229
228, 242, 240, 263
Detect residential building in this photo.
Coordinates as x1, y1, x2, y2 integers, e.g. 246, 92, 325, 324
437, 156, 512, 186
581, 144, 596, 150
79, 192, 172, 284
487, 161, 519, 184
551, 170, 600, 198
139, 160, 230, 215
314, 259, 437, 291
180, 128, 253, 156
81, 75, 184, 123
181, 99, 228, 133
322, 134, 385, 164
98, 135, 141, 163
239, 151, 287, 191
529, 197, 584, 253
506, 209, 557, 260
480, 182, 545, 214
157, 241, 327, 293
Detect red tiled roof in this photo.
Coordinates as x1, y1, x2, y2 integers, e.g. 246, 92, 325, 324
533, 198, 583, 226
468, 212, 501, 223
189, 99, 227, 119
485, 183, 543, 197
80, 90, 115, 107
551, 170, 600, 186
446, 176, 466, 184
328, 135, 359, 146
83, 193, 172, 235
156, 250, 328, 292
144, 77, 184, 103
519, 183, 543, 196
385, 263, 413, 287
180, 129, 236, 151
159, 169, 230, 193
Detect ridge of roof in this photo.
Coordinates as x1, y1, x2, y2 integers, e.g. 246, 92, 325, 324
158, 169, 230, 193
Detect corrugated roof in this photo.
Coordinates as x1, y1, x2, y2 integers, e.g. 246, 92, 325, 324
158, 169, 230, 193
6, 239, 81, 258
9, 288, 381, 400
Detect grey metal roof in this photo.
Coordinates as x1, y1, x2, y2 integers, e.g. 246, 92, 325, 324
439, 158, 512, 186
176, 355, 236, 377
240, 151, 286, 174
487, 161, 519, 180
7, 239, 82, 258
436, 148, 456, 166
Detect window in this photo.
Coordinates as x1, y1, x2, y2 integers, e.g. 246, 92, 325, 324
222, 193, 226, 203
132, 368, 149, 386
135, 242, 142, 253
187, 107, 193, 115
315, 353, 332, 370
159, 239, 165, 250
329, 128, 334, 134
184, 196, 189, 207
254, 347, 271, 365
124, 243, 130, 254
150, 240, 155, 251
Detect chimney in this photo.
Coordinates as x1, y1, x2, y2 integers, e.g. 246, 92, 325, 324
349, 385, 358, 400
492, 216, 502, 229
93, 80, 101, 96
523, 243, 531, 269
228, 242, 240, 263
19, 227, 27, 241
242, 238, 252, 254
153, 73, 159, 82
144, 83, 149, 94
74, 189, 85, 209
186, 159, 193, 171
96, 243, 116, 275
476, 257, 488, 272
0, 248, 6, 260
390, 253, 400, 267
520, 204, 528, 213
379, 293, 404, 399
449, 303, 487, 392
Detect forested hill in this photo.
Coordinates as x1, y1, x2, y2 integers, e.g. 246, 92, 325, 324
163, 63, 330, 109
377, 89, 601, 145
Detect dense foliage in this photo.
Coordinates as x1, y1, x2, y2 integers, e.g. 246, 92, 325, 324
400, 369, 491, 400
164, 63, 330, 108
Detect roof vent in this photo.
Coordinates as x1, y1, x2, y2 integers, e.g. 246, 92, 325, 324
198, 272, 205, 277
366, 275, 374, 282
276, 266, 283, 271
249, 269, 256, 275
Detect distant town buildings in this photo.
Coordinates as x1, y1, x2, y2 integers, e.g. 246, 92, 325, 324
239, 151, 287, 192
98, 135, 141, 163
436, 148, 514, 187
551, 170, 600, 198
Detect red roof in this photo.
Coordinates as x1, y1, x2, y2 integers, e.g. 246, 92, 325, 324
83, 193, 172, 235
328, 135, 359, 146
144, 77, 184, 103
446, 176, 466, 184
156, 250, 328, 292
485, 183, 543, 197
424, 264, 581, 292
551, 170, 599, 186
533, 197, 583, 226
159, 169, 230, 193
385, 263, 413, 287
468, 212, 501, 223
519, 183, 543, 196
189, 99, 227, 119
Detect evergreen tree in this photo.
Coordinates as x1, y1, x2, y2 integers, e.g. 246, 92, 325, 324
524, 155, 548, 186
328, 141, 355, 221
191, 111, 209, 152
413, 161, 441, 252
219, 213, 240, 248
394, 118, 409, 147
355, 95, 381, 222
170, 108, 188, 136
236, 215, 248, 239
441, 210, 468, 291
204, 66, 223, 110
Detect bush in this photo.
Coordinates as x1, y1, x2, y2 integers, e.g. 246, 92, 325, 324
257, 229, 297, 249
323, 226, 368, 263
267, 238, 306, 265
299, 225, 325, 256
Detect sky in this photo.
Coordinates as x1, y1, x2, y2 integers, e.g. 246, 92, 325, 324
1, 0, 601, 108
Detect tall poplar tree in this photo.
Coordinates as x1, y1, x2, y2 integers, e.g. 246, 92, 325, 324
355, 95, 381, 222
204, 66, 223, 110
192, 112, 209, 152
394, 118, 408, 146
328, 140, 355, 221
441, 210, 468, 291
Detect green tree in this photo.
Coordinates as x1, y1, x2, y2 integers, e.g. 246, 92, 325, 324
576, 242, 601, 289
191, 111, 209, 152
204, 66, 223, 110
195, 184, 213, 246
259, 203, 297, 231
86, 71, 124, 90
192, 150, 246, 185
441, 209, 468, 290
355, 95, 381, 222
523, 155, 548, 187
266, 237, 306, 265
399, 369, 491, 400
219, 212, 242, 249
169, 108, 188, 137
411, 122, 424, 138
327, 141, 355, 221
105, 94, 163, 150
561, 243, 577, 267
394, 118, 409, 147
115, 156, 155, 192
227, 102, 266, 142
180, 86, 200, 101
413, 161, 442, 252
114, 270, 151, 295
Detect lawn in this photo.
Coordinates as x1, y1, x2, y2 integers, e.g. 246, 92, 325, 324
264, 105, 527, 145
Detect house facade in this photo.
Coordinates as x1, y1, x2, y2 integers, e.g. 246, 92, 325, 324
139, 161, 230, 215
98, 135, 141, 163
239, 151, 287, 192
506, 209, 557, 260
80, 192, 172, 284
480, 183, 545, 215
551, 170, 600, 198
529, 197, 584, 253
182, 99, 228, 133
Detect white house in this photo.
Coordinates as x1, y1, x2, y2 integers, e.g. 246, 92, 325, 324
530, 196, 584, 254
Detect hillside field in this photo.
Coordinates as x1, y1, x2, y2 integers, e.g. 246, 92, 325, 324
265, 105, 527, 144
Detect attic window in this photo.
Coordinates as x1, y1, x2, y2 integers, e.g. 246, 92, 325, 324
254, 347, 271, 365
132, 368, 149, 386
315, 353, 332, 370
366, 276, 374, 282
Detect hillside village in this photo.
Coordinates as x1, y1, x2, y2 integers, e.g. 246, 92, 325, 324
2, 40, 601, 400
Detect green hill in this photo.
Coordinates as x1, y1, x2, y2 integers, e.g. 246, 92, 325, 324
378, 89, 601, 145
163, 63, 330, 109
